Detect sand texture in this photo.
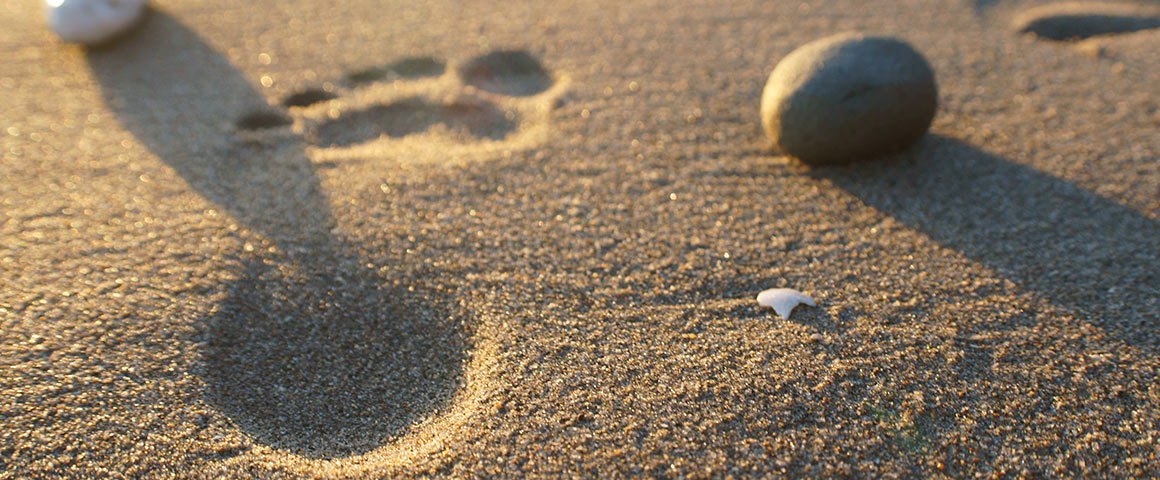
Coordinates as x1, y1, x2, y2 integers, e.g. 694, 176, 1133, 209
2, 0, 1159, 477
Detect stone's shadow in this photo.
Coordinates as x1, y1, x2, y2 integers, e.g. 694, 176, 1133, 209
812, 135, 1159, 347
85, 10, 469, 458
206, 254, 469, 459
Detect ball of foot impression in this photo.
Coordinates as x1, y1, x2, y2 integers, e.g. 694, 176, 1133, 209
761, 33, 938, 165
45, 0, 148, 46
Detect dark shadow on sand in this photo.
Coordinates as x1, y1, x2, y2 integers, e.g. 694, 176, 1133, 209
84, 9, 329, 244
86, 10, 469, 459
812, 135, 1159, 347
972, 0, 1000, 16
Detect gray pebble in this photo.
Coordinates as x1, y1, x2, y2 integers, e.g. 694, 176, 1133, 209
761, 33, 938, 165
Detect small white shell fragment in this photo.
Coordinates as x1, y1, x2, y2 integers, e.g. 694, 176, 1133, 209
45, 0, 148, 46
756, 288, 817, 321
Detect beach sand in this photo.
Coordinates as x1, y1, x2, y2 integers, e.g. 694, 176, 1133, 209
2, 0, 1158, 477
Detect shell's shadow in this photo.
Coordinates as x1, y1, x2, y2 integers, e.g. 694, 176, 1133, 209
85, 9, 470, 459
812, 135, 1159, 348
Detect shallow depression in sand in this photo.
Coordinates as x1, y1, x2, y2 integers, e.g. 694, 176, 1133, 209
458, 50, 555, 97
282, 88, 339, 108
346, 56, 447, 84
310, 97, 517, 147
1012, 2, 1160, 41
203, 255, 472, 460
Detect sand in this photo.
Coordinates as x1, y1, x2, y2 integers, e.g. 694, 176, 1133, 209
1, 0, 1158, 477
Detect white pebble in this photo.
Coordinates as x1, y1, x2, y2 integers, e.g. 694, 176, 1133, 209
756, 288, 817, 321
45, 0, 148, 46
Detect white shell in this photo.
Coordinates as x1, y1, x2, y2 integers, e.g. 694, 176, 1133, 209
45, 0, 147, 45
756, 288, 817, 321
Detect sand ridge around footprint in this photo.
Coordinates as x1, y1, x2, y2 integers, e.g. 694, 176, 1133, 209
236, 51, 571, 169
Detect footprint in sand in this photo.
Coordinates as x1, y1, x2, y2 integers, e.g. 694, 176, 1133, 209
89, 12, 566, 463
1010, 1, 1160, 42
219, 50, 565, 460
235, 50, 568, 166
215, 50, 565, 461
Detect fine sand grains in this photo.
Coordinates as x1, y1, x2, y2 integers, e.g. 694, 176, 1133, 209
1, 0, 1159, 477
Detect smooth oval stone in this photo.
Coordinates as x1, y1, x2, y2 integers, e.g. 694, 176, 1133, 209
761, 33, 938, 165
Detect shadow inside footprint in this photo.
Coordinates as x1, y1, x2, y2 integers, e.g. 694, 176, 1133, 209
312, 97, 516, 147
1013, 3, 1160, 41
206, 253, 469, 459
973, 0, 1001, 15
236, 109, 294, 130
347, 56, 446, 84
458, 50, 554, 97
283, 88, 338, 108
86, 10, 472, 459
